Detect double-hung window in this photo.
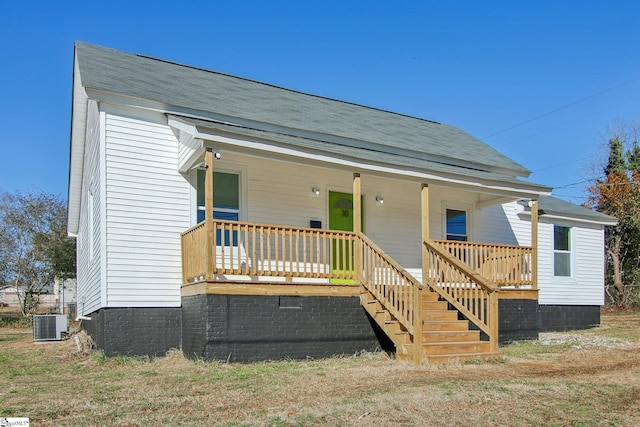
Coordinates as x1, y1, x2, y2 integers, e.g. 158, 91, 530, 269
553, 225, 572, 277
446, 209, 468, 241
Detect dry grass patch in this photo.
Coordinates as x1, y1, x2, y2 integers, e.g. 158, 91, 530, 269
1, 311, 639, 426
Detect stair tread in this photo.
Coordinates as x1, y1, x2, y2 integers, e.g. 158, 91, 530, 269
426, 352, 502, 359
422, 341, 488, 346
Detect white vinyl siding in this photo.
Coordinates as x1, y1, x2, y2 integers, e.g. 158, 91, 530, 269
177, 132, 202, 171
104, 108, 190, 307
501, 202, 606, 306
538, 220, 605, 305
76, 100, 102, 316
475, 202, 529, 246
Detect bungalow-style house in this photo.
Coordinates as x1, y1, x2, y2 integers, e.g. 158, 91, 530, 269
67, 42, 616, 364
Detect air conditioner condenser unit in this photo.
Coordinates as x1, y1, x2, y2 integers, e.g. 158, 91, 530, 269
33, 314, 68, 342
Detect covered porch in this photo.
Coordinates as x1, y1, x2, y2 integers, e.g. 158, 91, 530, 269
180, 150, 542, 364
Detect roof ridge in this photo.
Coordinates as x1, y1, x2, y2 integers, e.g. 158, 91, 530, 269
134, 53, 442, 126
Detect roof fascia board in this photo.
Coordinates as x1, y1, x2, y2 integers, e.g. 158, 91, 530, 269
68, 55, 88, 235
199, 128, 549, 199
520, 210, 618, 226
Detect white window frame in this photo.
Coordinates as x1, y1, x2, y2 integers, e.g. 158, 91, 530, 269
553, 224, 573, 278
441, 202, 473, 241
190, 163, 248, 226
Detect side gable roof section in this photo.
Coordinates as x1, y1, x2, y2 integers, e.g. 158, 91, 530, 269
521, 195, 617, 226
538, 195, 617, 225
73, 41, 532, 178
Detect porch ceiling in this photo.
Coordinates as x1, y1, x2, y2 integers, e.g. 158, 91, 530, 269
169, 115, 552, 199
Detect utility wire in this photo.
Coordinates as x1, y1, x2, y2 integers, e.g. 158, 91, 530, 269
482, 77, 640, 140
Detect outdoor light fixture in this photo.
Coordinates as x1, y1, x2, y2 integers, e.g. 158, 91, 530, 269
312, 187, 321, 196
214, 151, 222, 160
376, 196, 384, 205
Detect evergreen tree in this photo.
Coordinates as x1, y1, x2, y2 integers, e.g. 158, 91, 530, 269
587, 125, 640, 307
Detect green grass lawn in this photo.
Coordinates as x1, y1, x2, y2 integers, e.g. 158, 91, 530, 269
1, 311, 639, 426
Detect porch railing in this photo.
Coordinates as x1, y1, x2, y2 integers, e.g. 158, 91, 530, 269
181, 220, 356, 283
433, 240, 533, 288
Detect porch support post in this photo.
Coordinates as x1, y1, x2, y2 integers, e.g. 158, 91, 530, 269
421, 183, 430, 284
205, 148, 214, 281
415, 183, 429, 366
530, 199, 539, 290
353, 173, 362, 284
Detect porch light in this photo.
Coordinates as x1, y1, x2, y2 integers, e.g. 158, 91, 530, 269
312, 187, 321, 196
376, 196, 384, 205
214, 151, 222, 160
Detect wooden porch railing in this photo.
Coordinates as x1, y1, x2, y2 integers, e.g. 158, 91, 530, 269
424, 239, 499, 351
180, 220, 357, 283
181, 221, 208, 283
433, 240, 533, 288
358, 233, 423, 335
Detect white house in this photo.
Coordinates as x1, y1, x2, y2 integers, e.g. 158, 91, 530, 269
67, 42, 615, 363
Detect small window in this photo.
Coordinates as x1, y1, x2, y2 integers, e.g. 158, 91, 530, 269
554, 225, 572, 277
446, 209, 468, 241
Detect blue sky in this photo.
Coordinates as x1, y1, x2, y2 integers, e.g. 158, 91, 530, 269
1, 1, 638, 203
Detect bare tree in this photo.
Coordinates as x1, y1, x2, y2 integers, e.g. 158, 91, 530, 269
0, 190, 76, 316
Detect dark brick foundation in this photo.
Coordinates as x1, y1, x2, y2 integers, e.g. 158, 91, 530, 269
182, 294, 386, 362
498, 299, 539, 343
82, 307, 181, 357
538, 305, 601, 332
80, 297, 602, 360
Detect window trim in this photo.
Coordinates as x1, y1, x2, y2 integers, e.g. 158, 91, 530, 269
553, 224, 573, 278
191, 163, 248, 226
441, 202, 473, 242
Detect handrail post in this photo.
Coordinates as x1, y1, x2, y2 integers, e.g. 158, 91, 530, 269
530, 199, 539, 290
181, 233, 187, 284
413, 285, 423, 366
205, 148, 214, 280
489, 291, 499, 352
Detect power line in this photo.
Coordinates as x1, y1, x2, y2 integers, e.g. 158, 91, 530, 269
531, 158, 585, 174
554, 179, 592, 189
482, 77, 640, 140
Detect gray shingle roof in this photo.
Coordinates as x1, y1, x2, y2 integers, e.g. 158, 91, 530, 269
179, 116, 548, 191
74, 42, 534, 180
539, 195, 617, 224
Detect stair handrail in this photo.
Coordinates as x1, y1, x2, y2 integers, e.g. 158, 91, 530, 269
423, 238, 499, 351
357, 232, 424, 335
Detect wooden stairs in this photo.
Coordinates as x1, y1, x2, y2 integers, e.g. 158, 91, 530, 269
361, 290, 502, 364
